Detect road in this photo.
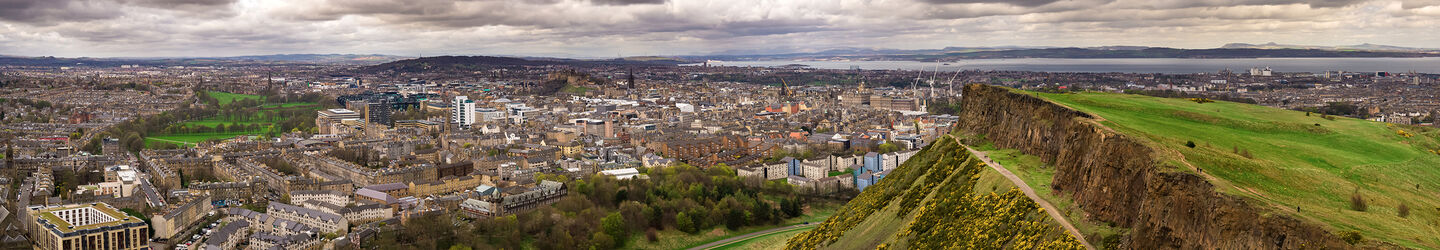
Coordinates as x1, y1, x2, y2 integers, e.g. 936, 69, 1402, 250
951, 136, 1096, 250
687, 223, 818, 250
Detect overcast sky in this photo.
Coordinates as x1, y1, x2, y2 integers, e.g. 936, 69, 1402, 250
2, 0, 1438, 58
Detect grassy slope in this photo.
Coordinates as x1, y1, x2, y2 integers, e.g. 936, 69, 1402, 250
1031, 91, 1440, 248
788, 137, 1080, 249
969, 143, 1129, 248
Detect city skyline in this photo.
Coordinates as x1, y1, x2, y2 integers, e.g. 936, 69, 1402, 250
2, 0, 1439, 58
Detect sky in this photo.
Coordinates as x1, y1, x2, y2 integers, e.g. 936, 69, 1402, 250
1, 0, 1439, 58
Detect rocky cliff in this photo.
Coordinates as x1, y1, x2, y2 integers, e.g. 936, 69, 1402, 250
955, 84, 1350, 249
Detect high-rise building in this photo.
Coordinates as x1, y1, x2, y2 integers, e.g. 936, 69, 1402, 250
453, 96, 476, 129
29, 202, 150, 250
360, 101, 394, 127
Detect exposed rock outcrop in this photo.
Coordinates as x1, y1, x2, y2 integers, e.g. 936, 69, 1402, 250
955, 84, 1350, 249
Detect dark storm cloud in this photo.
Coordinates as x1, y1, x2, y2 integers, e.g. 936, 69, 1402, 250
0, 0, 238, 24
0, 0, 1438, 57
0, 0, 123, 24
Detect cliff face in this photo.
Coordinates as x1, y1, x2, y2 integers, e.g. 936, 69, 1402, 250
955, 84, 1349, 249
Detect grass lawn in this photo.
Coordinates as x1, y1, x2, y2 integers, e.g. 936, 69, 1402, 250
1028, 91, 1440, 248
206, 91, 264, 106
146, 130, 262, 147
260, 102, 318, 109
624, 202, 839, 250
712, 226, 813, 250
561, 85, 595, 95
146, 98, 320, 148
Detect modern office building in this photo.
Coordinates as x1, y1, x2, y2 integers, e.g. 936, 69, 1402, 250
28, 202, 150, 250
452, 96, 476, 129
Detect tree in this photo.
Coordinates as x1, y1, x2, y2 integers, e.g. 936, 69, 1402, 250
601, 212, 629, 246
878, 142, 902, 153
780, 197, 803, 218
1350, 191, 1368, 212
590, 231, 616, 250
1398, 203, 1410, 218
676, 212, 696, 234
725, 208, 746, 230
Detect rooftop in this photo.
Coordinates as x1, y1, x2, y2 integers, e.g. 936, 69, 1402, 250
31, 202, 141, 234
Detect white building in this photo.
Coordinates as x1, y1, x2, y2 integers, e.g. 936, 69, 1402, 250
266, 202, 348, 234
452, 96, 476, 129
801, 162, 829, 180
476, 108, 505, 122
340, 204, 392, 224
289, 190, 350, 207
97, 165, 139, 198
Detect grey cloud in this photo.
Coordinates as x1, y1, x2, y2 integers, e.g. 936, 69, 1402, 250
591, 0, 665, 5
918, 0, 1062, 7
0, 0, 124, 24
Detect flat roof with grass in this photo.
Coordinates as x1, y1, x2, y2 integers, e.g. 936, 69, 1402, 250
32, 202, 147, 236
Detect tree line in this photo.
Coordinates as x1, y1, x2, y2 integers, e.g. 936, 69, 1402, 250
369, 163, 823, 249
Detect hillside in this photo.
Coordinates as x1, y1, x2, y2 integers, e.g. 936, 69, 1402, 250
784, 137, 1082, 249
955, 84, 1440, 248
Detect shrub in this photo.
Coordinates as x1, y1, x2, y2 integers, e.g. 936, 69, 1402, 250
1398, 203, 1410, 218
1340, 231, 1363, 245
1349, 192, 1368, 212
645, 228, 658, 242
1240, 149, 1253, 159
1185, 141, 1196, 148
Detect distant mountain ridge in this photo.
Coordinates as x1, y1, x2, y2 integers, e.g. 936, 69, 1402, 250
202, 54, 413, 64
0, 54, 412, 66
690, 44, 1440, 61
358, 55, 687, 74
1220, 42, 1440, 52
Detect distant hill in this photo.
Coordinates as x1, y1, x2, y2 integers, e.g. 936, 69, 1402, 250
0, 54, 411, 66
926, 47, 1434, 59
359, 55, 688, 74
0, 56, 165, 67
690, 44, 1439, 61
1221, 42, 1440, 52
203, 54, 412, 64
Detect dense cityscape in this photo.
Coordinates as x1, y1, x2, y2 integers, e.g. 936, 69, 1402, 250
0, 57, 1435, 249
5, 0, 1440, 248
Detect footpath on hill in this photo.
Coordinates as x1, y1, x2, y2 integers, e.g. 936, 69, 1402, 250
950, 135, 1096, 250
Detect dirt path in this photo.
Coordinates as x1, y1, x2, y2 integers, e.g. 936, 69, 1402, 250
951, 136, 1096, 250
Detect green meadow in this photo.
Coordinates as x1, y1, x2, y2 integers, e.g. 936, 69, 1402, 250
205, 91, 265, 105
1030, 91, 1440, 248
147, 91, 322, 148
